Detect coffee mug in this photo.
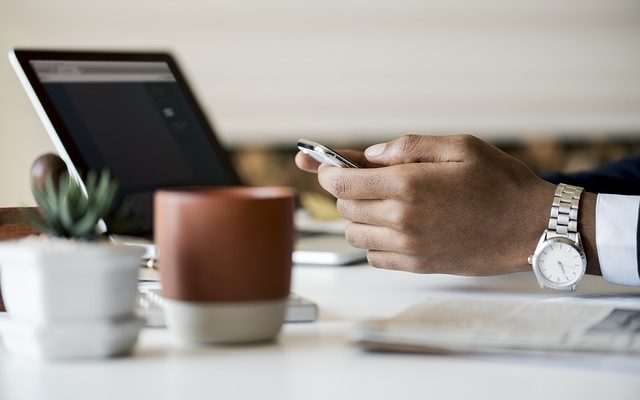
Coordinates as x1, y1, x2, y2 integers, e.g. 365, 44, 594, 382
154, 186, 295, 343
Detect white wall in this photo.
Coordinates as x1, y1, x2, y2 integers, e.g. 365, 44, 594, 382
1, 0, 639, 206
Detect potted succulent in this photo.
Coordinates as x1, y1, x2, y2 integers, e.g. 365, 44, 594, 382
0, 155, 144, 359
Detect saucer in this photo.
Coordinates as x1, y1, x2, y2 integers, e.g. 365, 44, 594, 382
0, 313, 143, 360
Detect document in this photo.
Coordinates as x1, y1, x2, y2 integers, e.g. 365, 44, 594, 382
358, 298, 640, 354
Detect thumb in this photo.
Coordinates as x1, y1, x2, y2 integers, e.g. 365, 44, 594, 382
364, 134, 472, 166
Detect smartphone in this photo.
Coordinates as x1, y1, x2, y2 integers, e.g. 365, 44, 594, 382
297, 138, 360, 168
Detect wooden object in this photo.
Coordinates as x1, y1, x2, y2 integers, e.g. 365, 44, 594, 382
0, 207, 40, 311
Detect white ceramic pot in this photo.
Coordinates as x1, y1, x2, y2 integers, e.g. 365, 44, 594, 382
0, 237, 143, 324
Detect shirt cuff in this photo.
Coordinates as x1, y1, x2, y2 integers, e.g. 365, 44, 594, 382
596, 193, 640, 286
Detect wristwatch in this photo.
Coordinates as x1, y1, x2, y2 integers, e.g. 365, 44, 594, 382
528, 183, 587, 291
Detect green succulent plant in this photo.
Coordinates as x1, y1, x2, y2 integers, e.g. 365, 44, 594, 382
29, 169, 131, 241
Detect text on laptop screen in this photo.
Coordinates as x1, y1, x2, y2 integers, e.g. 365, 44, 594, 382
29, 60, 237, 234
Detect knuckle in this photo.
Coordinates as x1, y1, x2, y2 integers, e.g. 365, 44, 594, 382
344, 223, 359, 247
405, 258, 426, 273
367, 175, 387, 196
331, 174, 348, 198
390, 206, 413, 232
388, 208, 404, 230
396, 173, 421, 202
396, 134, 422, 153
395, 174, 412, 195
344, 223, 378, 250
336, 199, 349, 218
361, 234, 375, 249
397, 234, 419, 254
362, 233, 381, 250
454, 134, 480, 151
368, 251, 400, 270
366, 251, 382, 268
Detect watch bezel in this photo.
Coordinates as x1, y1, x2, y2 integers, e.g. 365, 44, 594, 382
531, 234, 587, 291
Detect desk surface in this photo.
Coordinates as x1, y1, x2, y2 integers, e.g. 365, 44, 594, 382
1, 264, 639, 400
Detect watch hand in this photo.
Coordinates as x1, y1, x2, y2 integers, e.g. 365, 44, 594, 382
557, 261, 568, 279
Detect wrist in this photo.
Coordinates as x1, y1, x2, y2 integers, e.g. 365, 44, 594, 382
516, 182, 600, 274
528, 183, 592, 290
517, 180, 556, 271
578, 191, 600, 275
509, 180, 556, 272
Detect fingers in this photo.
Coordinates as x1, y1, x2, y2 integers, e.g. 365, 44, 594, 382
317, 163, 410, 200
344, 222, 409, 253
364, 134, 482, 166
295, 151, 321, 173
297, 134, 486, 172
336, 199, 402, 229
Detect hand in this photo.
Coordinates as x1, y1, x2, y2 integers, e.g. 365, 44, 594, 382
297, 134, 598, 276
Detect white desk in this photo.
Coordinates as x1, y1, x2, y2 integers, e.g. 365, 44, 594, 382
1, 265, 639, 400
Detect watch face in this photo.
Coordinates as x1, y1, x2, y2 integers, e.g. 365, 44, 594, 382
536, 241, 585, 287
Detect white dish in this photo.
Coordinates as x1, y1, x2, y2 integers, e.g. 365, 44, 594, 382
0, 313, 143, 360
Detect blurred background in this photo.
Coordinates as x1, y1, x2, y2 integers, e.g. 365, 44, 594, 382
1, 0, 639, 209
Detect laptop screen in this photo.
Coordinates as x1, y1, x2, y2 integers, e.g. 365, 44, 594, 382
23, 57, 239, 235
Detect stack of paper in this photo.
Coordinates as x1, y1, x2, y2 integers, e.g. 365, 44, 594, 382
358, 298, 640, 354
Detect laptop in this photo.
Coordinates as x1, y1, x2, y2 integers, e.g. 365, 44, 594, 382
9, 49, 366, 267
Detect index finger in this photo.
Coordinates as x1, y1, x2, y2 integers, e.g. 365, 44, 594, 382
317, 163, 407, 200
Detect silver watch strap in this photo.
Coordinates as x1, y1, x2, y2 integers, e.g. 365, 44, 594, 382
547, 183, 583, 241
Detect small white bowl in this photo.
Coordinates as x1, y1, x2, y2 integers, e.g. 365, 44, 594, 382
0, 313, 143, 360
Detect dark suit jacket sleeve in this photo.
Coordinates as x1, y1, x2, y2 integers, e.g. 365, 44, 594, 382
541, 154, 640, 195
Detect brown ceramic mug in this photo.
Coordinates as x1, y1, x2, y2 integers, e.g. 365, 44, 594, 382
154, 186, 295, 343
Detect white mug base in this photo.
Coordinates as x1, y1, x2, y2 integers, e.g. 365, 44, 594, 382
163, 298, 287, 344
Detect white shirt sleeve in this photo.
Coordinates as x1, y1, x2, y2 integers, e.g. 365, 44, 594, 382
596, 193, 640, 286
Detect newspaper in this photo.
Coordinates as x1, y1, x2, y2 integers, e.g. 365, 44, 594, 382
358, 298, 640, 354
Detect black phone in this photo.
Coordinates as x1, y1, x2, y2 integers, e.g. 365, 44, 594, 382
297, 138, 359, 168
